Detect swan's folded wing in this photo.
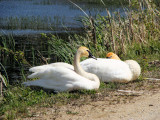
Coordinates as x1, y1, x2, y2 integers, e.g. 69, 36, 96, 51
24, 66, 97, 92
82, 59, 132, 82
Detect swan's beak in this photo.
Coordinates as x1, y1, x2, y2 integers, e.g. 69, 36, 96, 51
88, 51, 97, 60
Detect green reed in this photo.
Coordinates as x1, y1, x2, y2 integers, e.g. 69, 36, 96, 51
0, 35, 31, 82
0, 16, 65, 30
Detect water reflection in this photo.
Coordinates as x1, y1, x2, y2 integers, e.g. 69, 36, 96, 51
0, 0, 127, 35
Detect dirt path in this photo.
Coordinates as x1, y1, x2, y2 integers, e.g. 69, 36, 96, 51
23, 88, 160, 120
56, 91, 160, 120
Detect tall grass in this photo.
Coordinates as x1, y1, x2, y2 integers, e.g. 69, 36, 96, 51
41, 33, 90, 64
81, 0, 160, 57
0, 35, 30, 82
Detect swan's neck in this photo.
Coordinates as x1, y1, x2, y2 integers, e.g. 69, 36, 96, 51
74, 51, 86, 76
74, 51, 100, 88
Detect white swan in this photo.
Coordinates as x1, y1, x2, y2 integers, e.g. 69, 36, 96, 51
81, 59, 140, 83
80, 52, 141, 83
23, 46, 100, 92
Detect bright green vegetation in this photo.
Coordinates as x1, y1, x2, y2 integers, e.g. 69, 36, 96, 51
0, 0, 160, 119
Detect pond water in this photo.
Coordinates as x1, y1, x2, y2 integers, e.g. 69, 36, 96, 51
0, 0, 127, 35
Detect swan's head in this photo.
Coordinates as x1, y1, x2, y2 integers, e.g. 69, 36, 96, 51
106, 52, 121, 60
78, 46, 97, 60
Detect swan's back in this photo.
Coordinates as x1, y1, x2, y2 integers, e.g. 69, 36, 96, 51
29, 62, 73, 73
24, 66, 98, 92
81, 58, 132, 82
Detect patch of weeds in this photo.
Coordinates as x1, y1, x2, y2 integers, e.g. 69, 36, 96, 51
135, 82, 144, 89
5, 110, 16, 120
55, 92, 81, 105
39, 89, 98, 108
0, 85, 51, 118
66, 110, 79, 115
147, 84, 155, 90
99, 82, 108, 89
78, 89, 97, 95
106, 82, 119, 90
98, 82, 111, 96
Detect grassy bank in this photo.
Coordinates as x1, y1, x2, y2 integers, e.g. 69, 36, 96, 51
0, 0, 160, 119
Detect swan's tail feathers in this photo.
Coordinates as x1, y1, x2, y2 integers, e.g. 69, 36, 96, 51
22, 80, 41, 87
29, 67, 37, 72
29, 66, 45, 73
22, 81, 35, 87
27, 72, 41, 79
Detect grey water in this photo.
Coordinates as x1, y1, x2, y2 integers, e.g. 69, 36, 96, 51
0, 0, 127, 35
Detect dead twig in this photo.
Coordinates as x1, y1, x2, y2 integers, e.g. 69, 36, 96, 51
89, 17, 97, 49
117, 90, 144, 95
106, 8, 116, 53
0, 73, 7, 96
144, 78, 160, 81
37, 50, 50, 64
67, 0, 89, 18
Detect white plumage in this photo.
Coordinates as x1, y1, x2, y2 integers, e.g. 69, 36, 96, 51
81, 58, 138, 82
27, 52, 141, 84
23, 46, 100, 92
29, 63, 73, 73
